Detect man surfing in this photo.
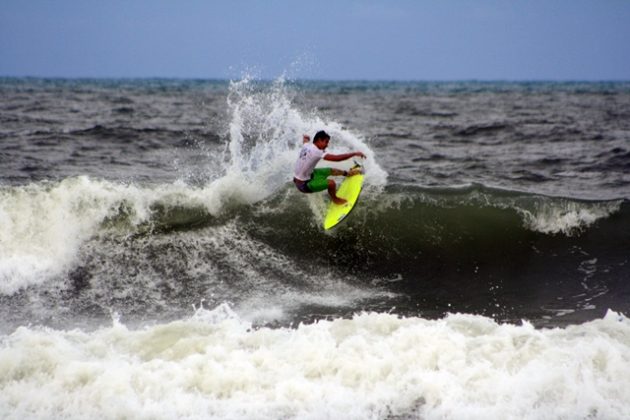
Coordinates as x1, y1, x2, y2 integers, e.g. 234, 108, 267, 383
293, 130, 366, 205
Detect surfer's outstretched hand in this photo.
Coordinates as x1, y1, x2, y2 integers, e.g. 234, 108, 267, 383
347, 168, 362, 176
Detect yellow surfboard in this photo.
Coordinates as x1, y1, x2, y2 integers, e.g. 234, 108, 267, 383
324, 167, 364, 230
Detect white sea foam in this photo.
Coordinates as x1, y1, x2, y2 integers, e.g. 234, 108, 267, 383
1, 307, 628, 420
517, 199, 622, 235
0, 177, 147, 294
0, 177, 213, 294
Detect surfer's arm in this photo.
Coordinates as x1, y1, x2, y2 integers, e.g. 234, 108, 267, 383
323, 151, 366, 161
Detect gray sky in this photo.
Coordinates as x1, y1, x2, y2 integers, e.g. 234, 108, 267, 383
2, 0, 629, 80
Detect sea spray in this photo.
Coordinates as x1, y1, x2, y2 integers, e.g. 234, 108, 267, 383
223, 76, 387, 197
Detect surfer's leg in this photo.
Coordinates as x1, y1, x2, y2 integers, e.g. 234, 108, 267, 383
308, 168, 347, 205
327, 179, 347, 205
307, 169, 330, 192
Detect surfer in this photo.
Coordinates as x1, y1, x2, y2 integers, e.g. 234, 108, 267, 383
293, 130, 366, 205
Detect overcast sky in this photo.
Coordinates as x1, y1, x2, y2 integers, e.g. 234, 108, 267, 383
2, 0, 629, 80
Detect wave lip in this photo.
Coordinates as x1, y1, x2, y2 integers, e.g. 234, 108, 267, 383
517, 199, 622, 235
376, 183, 624, 236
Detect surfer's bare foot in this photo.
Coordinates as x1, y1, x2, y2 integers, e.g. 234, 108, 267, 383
332, 196, 347, 205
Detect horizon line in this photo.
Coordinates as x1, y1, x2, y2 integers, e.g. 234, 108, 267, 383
2, 75, 630, 84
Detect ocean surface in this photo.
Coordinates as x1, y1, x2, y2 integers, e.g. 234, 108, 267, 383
1, 77, 630, 419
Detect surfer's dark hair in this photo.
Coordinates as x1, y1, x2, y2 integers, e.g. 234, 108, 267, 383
313, 130, 330, 143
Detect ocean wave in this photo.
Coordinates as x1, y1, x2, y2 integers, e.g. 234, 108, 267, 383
1, 174, 625, 301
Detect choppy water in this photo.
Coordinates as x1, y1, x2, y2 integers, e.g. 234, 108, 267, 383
1, 77, 629, 419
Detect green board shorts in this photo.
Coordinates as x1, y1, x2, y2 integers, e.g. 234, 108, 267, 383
306, 168, 332, 192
